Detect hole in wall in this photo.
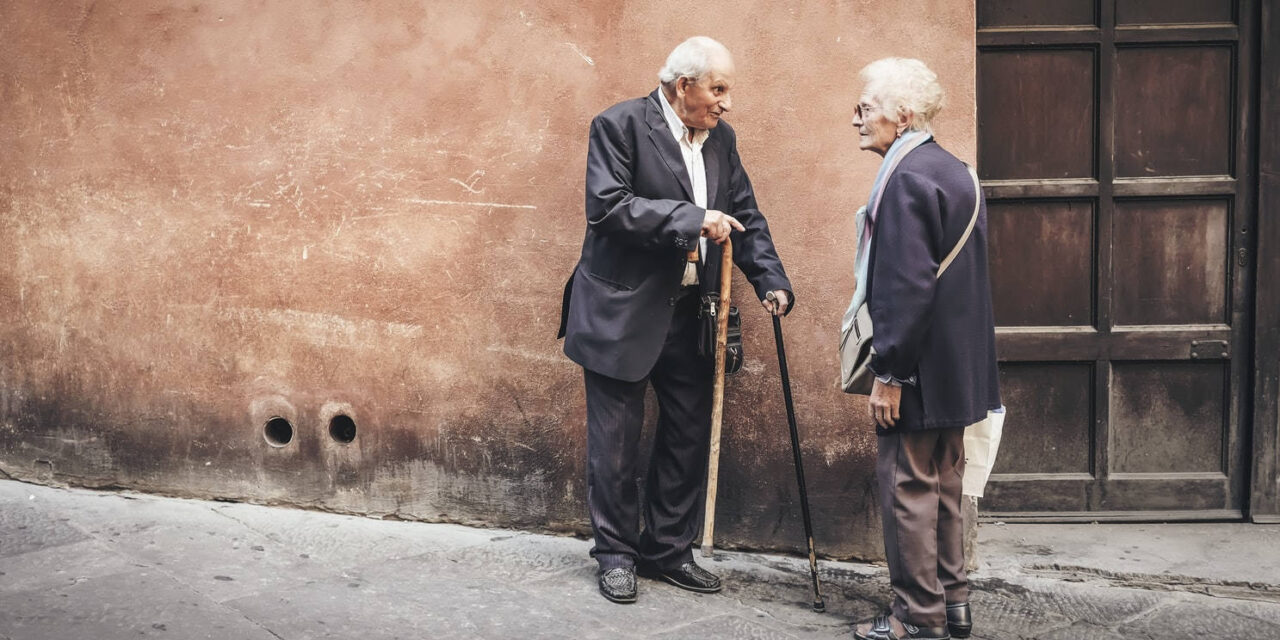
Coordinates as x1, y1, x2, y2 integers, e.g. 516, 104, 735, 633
263, 417, 294, 447
329, 414, 357, 444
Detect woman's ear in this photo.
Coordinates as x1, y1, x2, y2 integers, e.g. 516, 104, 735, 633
894, 108, 912, 136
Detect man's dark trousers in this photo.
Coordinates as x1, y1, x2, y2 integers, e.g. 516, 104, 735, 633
585, 290, 712, 571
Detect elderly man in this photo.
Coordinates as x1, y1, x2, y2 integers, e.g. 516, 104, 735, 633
557, 36, 794, 604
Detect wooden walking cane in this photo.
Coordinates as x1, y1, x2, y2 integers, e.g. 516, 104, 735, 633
701, 241, 733, 558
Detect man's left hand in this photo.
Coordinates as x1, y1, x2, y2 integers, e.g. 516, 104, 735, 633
762, 290, 790, 316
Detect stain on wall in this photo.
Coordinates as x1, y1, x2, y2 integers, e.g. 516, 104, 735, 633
0, 1, 976, 560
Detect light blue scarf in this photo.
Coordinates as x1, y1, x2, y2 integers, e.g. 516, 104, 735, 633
842, 131, 932, 333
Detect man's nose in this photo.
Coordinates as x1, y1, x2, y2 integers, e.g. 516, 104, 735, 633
720, 94, 732, 112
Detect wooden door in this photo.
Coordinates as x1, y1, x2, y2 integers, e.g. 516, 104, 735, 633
976, 0, 1258, 519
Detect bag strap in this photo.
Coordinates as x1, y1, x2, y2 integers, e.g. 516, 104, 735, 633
937, 164, 981, 279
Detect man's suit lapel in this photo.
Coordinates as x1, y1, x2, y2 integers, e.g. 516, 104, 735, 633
645, 91, 694, 202
702, 136, 721, 211
700, 136, 726, 291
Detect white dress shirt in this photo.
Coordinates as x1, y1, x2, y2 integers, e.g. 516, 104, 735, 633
657, 88, 709, 286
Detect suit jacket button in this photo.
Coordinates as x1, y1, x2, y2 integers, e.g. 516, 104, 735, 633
667, 297, 676, 306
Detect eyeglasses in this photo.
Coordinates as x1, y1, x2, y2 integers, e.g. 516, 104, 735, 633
854, 102, 879, 120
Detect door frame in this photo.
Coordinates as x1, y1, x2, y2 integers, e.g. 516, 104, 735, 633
1250, 0, 1280, 523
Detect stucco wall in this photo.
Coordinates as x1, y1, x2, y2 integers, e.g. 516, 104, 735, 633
0, 1, 975, 560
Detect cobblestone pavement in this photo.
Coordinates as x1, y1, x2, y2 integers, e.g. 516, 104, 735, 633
2, 480, 1278, 639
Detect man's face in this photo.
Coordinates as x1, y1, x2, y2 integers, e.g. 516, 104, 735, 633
851, 94, 901, 156
674, 56, 735, 131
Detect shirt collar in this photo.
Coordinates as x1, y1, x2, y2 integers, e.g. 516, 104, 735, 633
656, 87, 709, 146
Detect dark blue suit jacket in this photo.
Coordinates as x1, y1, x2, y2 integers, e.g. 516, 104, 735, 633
867, 141, 1001, 431
558, 90, 792, 382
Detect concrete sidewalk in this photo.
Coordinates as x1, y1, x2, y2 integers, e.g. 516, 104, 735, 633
1, 480, 1278, 639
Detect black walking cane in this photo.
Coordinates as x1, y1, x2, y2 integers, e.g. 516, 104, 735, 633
766, 291, 826, 613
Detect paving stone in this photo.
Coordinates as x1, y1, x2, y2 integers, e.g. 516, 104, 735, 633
224, 554, 625, 640
966, 588, 1075, 640
418, 529, 594, 583
0, 569, 278, 640
0, 481, 26, 503
1035, 621, 1133, 640
5, 480, 1280, 640
35, 489, 498, 597
31, 492, 345, 603
0, 500, 88, 557
320, 542, 847, 639
1136, 595, 1280, 638
712, 557, 882, 631
973, 576, 1165, 626
341, 549, 734, 638
208, 500, 499, 568
649, 614, 801, 639
981, 522, 1280, 588
0, 539, 135, 595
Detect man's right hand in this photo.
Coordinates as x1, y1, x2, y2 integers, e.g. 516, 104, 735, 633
701, 210, 745, 245
869, 379, 902, 429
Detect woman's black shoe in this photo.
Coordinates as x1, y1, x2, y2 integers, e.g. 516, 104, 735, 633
946, 602, 972, 638
854, 613, 950, 640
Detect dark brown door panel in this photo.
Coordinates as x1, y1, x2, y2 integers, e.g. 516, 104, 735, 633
977, 0, 1256, 519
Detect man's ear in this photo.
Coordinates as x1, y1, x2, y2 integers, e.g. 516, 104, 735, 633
676, 76, 692, 97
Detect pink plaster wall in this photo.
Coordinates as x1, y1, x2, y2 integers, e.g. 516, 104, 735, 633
0, 1, 975, 560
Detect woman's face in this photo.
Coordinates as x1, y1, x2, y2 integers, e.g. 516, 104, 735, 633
852, 95, 902, 156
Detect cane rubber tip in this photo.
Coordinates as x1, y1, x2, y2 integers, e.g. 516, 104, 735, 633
812, 601, 826, 613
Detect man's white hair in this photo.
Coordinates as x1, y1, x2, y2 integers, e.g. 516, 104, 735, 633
859, 57, 945, 134
658, 36, 731, 87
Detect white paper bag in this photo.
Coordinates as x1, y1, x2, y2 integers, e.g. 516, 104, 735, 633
962, 406, 1006, 498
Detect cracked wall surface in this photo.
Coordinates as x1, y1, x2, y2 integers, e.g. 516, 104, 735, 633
0, 1, 977, 560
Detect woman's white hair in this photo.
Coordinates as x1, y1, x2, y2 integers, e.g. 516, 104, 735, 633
658, 36, 731, 87
859, 57, 945, 133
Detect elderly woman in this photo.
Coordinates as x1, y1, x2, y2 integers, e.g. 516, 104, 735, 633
847, 58, 1001, 640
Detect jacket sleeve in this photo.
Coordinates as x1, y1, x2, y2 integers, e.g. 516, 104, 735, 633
584, 114, 703, 250
722, 129, 795, 309
868, 170, 943, 380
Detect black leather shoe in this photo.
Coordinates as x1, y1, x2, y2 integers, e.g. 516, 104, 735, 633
597, 566, 637, 604
638, 561, 722, 593
946, 602, 972, 638
854, 613, 950, 640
